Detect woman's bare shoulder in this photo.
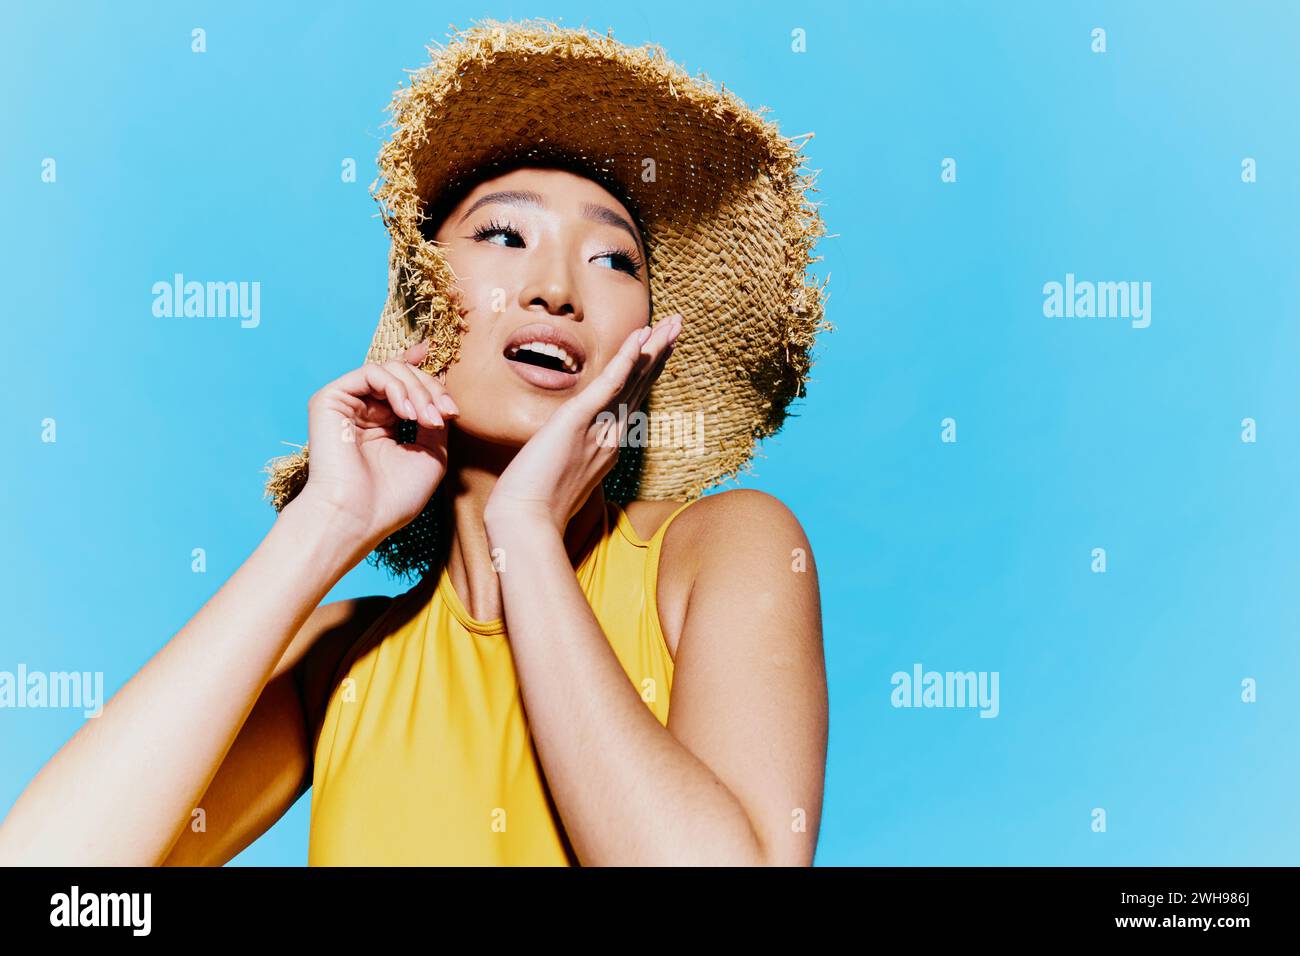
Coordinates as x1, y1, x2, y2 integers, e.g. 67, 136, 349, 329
629, 491, 813, 657
637, 489, 807, 546
624, 489, 804, 538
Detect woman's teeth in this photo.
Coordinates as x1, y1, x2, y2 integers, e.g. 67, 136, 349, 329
509, 341, 579, 373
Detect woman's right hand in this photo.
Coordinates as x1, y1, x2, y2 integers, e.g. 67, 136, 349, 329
297, 339, 458, 547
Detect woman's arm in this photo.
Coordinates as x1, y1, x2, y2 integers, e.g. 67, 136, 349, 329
482, 315, 826, 864
485, 488, 827, 865
157, 594, 393, 866
0, 496, 377, 866
0, 339, 455, 866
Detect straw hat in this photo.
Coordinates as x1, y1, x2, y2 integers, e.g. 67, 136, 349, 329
263, 18, 829, 580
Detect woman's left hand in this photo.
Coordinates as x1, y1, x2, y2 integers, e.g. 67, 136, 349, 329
484, 313, 682, 535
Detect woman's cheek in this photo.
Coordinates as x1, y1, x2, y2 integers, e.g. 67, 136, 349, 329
451, 274, 502, 320
594, 287, 652, 354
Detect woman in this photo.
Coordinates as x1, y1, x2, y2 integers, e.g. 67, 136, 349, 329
0, 20, 829, 866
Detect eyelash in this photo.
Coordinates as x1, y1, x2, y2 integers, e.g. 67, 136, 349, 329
469, 219, 643, 278
593, 246, 643, 278
470, 219, 525, 247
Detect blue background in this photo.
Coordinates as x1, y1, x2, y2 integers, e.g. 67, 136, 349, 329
2, 0, 1296, 865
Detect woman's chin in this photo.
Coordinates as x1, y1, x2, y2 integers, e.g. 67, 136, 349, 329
442, 366, 574, 448
447, 412, 547, 451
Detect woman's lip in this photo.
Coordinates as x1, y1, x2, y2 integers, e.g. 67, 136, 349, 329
504, 354, 581, 391
503, 322, 587, 371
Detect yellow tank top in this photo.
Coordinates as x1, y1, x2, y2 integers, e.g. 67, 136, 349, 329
307, 498, 692, 865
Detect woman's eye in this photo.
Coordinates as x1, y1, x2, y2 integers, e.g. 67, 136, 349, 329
592, 251, 641, 277
472, 223, 525, 247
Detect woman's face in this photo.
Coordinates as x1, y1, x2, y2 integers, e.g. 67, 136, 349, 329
432, 166, 651, 448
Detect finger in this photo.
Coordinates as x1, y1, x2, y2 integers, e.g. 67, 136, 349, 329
398, 338, 460, 417
383, 359, 446, 429
401, 338, 430, 364
571, 325, 650, 420
355, 393, 398, 428
387, 358, 463, 427
407, 417, 452, 457
625, 338, 674, 416
406, 362, 460, 418
639, 317, 680, 389
613, 315, 680, 414
332, 363, 425, 426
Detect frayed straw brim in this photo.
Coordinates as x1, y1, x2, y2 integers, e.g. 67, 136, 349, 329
263, 18, 829, 579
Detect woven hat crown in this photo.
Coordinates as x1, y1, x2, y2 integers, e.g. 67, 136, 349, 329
263, 19, 830, 581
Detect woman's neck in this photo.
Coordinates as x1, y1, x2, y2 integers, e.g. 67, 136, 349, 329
436, 430, 608, 622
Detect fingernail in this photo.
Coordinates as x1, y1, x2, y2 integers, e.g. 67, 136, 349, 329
638, 327, 652, 345
423, 402, 443, 426
437, 394, 459, 416
403, 399, 418, 419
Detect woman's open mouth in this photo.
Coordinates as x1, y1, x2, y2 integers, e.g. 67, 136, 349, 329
503, 324, 586, 391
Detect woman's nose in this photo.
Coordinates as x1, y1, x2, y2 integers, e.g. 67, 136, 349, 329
518, 251, 582, 320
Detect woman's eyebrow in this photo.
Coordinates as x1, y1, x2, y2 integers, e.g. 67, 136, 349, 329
457, 190, 545, 223
455, 190, 643, 254
582, 203, 643, 253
